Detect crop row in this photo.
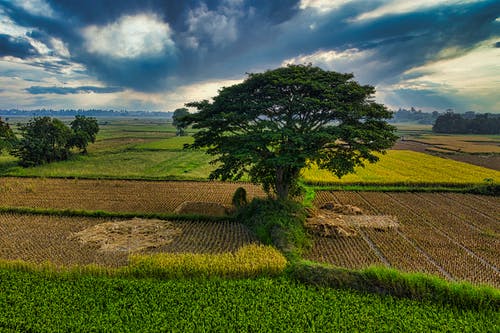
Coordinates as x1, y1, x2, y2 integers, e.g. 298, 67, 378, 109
0, 178, 266, 214
310, 192, 500, 287
0, 213, 259, 267
1, 269, 495, 332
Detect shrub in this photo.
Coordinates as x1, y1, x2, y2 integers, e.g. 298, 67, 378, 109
231, 187, 247, 208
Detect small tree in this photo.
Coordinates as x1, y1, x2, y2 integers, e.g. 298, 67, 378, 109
12, 117, 72, 166
69, 115, 99, 154
172, 108, 190, 136
183, 64, 397, 200
0, 117, 16, 153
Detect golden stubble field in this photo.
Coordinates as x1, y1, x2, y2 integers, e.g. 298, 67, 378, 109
0, 177, 266, 213
307, 191, 500, 287
0, 213, 260, 267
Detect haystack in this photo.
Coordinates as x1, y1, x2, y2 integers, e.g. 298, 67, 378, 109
69, 218, 182, 252
320, 202, 363, 215
174, 201, 228, 216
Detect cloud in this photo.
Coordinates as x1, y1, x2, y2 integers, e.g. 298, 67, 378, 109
10, 0, 56, 18
25, 85, 124, 95
185, 1, 246, 48
83, 14, 176, 59
0, 34, 38, 58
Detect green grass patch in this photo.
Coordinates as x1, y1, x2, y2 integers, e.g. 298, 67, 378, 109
291, 261, 500, 311
0, 150, 213, 179
0, 268, 496, 332
132, 136, 194, 151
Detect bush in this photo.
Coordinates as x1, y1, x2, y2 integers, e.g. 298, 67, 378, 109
231, 187, 247, 208
237, 198, 310, 261
0, 117, 16, 152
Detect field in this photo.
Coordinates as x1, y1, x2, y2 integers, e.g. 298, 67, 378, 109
1, 270, 495, 332
0, 177, 265, 214
0, 118, 499, 330
302, 150, 499, 185
308, 191, 500, 287
0, 213, 260, 267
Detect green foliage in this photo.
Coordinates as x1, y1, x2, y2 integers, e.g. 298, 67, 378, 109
0, 269, 496, 331
172, 108, 190, 136
184, 64, 397, 200
69, 115, 99, 153
231, 187, 248, 208
238, 198, 310, 261
10, 116, 99, 166
470, 178, 499, 196
0, 117, 16, 152
12, 117, 72, 166
291, 261, 500, 311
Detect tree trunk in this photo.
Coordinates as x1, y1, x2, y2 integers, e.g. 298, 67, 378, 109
275, 167, 290, 201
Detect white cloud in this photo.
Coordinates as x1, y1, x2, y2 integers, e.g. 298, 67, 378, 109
299, 0, 354, 13
402, 41, 499, 94
50, 38, 70, 58
354, 0, 484, 21
186, 2, 243, 48
83, 14, 175, 59
12, 0, 56, 18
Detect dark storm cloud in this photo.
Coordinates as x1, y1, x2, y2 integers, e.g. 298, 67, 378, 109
0, 34, 38, 59
26, 85, 124, 95
0, 0, 498, 106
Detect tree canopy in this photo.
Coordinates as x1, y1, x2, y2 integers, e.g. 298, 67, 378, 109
12, 116, 99, 166
172, 108, 190, 136
184, 64, 397, 200
69, 115, 99, 153
0, 117, 16, 153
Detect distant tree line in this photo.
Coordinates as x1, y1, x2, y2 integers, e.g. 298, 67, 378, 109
0, 116, 99, 166
432, 112, 500, 134
0, 109, 172, 118
390, 107, 440, 124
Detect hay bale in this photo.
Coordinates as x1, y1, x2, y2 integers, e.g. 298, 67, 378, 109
69, 218, 182, 253
174, 201, 228, 217
306, 211, 358, 237
320, 202, 363, 215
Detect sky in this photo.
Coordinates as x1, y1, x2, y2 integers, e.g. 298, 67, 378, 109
0, 0, 498, 113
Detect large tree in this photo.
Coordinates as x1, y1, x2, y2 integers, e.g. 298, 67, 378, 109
184, 64, 397, 200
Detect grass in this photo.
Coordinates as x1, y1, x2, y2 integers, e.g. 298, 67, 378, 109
128, 244, 287, 278
0, 268, 497, 332
302, 150, 500, 186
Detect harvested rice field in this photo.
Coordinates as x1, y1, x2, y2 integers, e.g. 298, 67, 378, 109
307, 192, 500, 287
0, 213, 259, 267
0, 177, 266, 214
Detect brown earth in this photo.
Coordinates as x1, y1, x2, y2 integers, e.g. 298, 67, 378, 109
393, 140, 500, 170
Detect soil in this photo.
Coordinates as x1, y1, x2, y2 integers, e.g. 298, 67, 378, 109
392, 140, 500, 170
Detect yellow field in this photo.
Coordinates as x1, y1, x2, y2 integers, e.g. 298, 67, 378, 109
301, 150, 500, 185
